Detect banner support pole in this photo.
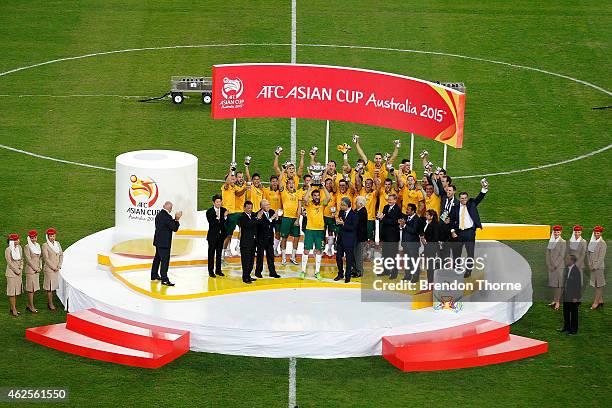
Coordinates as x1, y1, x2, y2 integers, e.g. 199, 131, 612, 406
443, 144, 448, 170
232, 118, 237, 163
325, 120, 330, 164
409, 133, 415, 171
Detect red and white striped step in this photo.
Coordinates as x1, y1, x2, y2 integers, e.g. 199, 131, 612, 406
382, 319, 547, 371
26, 308, 189, 368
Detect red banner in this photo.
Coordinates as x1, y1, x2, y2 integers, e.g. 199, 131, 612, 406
212, 63, 465, 148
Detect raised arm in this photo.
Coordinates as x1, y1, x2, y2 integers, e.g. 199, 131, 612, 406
321, 185, 331, 205
245, 164, 251, 181
303, 185, 312, 206
273, 151, 282, 175
354, 138, 369, 163
389, 141, 400, 164
297, 150, 305, 177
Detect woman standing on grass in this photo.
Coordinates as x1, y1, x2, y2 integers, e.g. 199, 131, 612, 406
42, 228, 62, 312
5, 233, 24, 317
588, 226, 606, 310
23, 230, 42, 313
546, 225, 566, 311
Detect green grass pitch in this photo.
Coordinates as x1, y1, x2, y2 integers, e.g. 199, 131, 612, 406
0, 1, 610, 406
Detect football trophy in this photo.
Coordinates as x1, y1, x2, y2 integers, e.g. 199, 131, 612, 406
275, 146, 283, 155
308, 163, 325, 186
244, 155, 252, 166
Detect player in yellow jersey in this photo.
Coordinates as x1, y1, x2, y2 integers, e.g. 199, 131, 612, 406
264, 175, 283, 256
221, 171, 247, 258
424, 183, 441, 216
353, 134, 400, 182
322, 178, 337, 257
245, 164, 265, 212
301, 184, 331, 280
278, 170, 301, 265
335, 178, 355, 210
354, 176, 378, 243
274, 147, 305, 188
230, 170, 247, 254
398, 159, 418, 186
398, 174, 425, 216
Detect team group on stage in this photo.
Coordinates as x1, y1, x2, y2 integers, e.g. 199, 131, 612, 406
5, 228, 63, 317
193, 134, 491, 284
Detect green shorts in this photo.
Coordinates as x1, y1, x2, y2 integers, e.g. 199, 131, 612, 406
367, 220, 375, 241
225, 212, 242, 236
280, 217, 301, 238
324, 216, 338, 234
304, 229, 325, 251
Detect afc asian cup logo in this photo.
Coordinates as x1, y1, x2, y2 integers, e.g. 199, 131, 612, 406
128, 175, 159, 207
221, 77, 244, 99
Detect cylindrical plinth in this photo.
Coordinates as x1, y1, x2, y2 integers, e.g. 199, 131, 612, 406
115, 150, 198, 237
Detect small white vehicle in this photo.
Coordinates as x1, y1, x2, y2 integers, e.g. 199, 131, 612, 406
170, 76, 213, 104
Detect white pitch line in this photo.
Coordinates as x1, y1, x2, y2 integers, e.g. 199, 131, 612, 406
288, 357, 297, 408
0, 144, 226, 182
454, 143, 612, 179
290, 0, 298, 164
0, 42, 610, 177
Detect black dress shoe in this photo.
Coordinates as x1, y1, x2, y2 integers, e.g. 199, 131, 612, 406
254, 273, 263, 279
567, 331, 578, 335
270, 273, 281, 278
344, 278, 351, 283
243, 279, 252, 284
249, 276, 257, 281
161, 281, 175, 286
209, 273, 217, 278
557, 328, 570, 333
151, 276, 161, 281
216, 271, 225, 277
334, 275, 344, 281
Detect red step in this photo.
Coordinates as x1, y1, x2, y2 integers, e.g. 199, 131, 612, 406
383, 319, 509, 360
382, 320, 547, 371
26, 309, 190, 368
66, 309, 189, 355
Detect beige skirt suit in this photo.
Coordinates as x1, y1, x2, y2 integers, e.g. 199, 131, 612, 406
42, 242, 63, 291
5, 246, 24, 296
546, 239, 566, 287
588, 240, 607, 288
24, 245, 42, 292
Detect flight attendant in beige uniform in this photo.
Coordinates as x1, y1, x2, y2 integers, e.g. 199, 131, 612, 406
568, 225, 587, 274
42, 228, 63, 312
587, 226, 606, 310
5, 233, 23, 317
546, 225, 566, 310
23, 230, 42, 313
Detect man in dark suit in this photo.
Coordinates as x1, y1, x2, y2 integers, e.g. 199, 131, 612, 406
559, 255, 582, 335
353, 196, 368, 278
450, 181, 488, 277
238, 201, 258, 283
440, 184, 459, 217
151, 201, 182, 286
378, 193, 403, 279
255, 199, 281, 279
335, 197, 359, 283
400, 203, 421, 282
206, 194, 227, 278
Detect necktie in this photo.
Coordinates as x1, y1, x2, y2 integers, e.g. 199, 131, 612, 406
460, 205, 466, 230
